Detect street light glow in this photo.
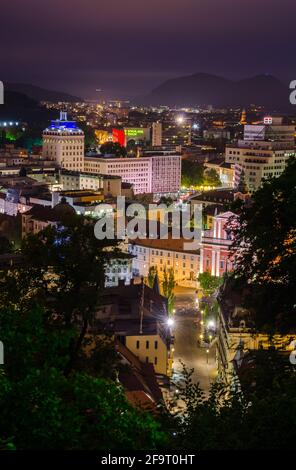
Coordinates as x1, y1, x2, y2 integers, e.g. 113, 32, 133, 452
208, 320, 215, 329
167, 318, 175, 327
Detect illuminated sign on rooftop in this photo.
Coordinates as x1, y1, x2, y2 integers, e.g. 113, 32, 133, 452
264, 116, 273, 125
124, 128, 145, 137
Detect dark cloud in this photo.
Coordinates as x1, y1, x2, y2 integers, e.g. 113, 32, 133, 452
1, 0, 296, 99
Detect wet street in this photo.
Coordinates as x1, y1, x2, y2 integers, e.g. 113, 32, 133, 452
172, 287, 217, 394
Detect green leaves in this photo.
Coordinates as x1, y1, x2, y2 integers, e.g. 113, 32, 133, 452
0, 305, 166, 450
228, 158, 296, 332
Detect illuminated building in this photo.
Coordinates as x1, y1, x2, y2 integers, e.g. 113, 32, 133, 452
204, 160, 234, 188
59, 169, 122, 197
112, 128, 125, 147
199, 211, 234, 277
84, 152, 181, 195
95, 281, 174, 376
42, 111, 85, 171
129, 236, 200, 287
162, 114, 192, 148
112, 127, 150, 147
95, 129, 110, 145
240, 108, 247, 125
129, 210, 235, 286
217, 296, 295, 384
151, 122, 162, 147
226, 117, 296, 191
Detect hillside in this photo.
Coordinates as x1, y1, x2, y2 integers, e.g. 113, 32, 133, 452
140, 73, 290, 110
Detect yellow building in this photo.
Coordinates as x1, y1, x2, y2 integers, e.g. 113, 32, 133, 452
217, 305, 295, 384
94, 281, 174, 376
129, 236, 200, 287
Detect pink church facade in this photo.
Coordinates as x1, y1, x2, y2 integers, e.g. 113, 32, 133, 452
200, 211, 235, 277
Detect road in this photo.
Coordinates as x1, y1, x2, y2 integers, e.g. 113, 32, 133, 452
172, 286, 217, 395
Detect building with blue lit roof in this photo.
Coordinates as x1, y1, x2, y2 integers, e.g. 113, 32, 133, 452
42, 111, 85, 171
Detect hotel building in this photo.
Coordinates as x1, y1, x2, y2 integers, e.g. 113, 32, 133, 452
42, 111, 85, 172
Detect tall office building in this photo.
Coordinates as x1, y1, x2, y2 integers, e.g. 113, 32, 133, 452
42, 111, 85, 172
151, 122, 162, 147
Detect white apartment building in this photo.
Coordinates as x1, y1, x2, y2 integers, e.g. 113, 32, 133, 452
59, 170, 122, 197
84, 156, 151, 194
42, 112, 85, 172
243, 116, 294, 142
84, 153, 181, 195
226, 118, 295, 191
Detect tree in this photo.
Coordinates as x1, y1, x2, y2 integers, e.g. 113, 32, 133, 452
203, 168, 221, 187
227, 158, 296, 332
0, 215, 118, 374
162, 267, 175, 315
100, 142, 127, 157
198, 272, 222, 294
0, 235, 13, 254
159, 196, 174, 206
78, 122, 96, 149
0, 305, 167, 450
181, 160, 204, 187
147, 266, 157, 288
19, 166, 27, 177
126, 139, 137, 156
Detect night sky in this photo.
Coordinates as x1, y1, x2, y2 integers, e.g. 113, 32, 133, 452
1, 0, 296, 99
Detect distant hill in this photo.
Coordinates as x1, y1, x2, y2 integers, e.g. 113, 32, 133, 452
0, 90, 57, 126
6, 83, 81, 103
140, 73, 291, 110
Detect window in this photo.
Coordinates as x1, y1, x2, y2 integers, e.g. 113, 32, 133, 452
154, 340, 158, 350
154, 357, 158, 365
136, 340, 140, 349
145, 357, 149, 363
146, 340, 149, 349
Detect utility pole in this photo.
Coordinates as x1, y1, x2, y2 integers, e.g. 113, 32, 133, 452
139, 276, 145, 335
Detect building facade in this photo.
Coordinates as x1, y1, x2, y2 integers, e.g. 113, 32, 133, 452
226, 117, 296, 191
84, 153, 181, 195
129, 237, 200, 285
200, 211, 234, 277
59, 169, 122, 197
42, 112, 85, 172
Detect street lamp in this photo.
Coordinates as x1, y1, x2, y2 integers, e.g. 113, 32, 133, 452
206, 349, 209, 364
208, 320, 215, 329
167, 318, 175, 327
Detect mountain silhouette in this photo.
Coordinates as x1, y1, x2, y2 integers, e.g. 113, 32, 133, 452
140, 73, 291, 110
6, 83, 81, 103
